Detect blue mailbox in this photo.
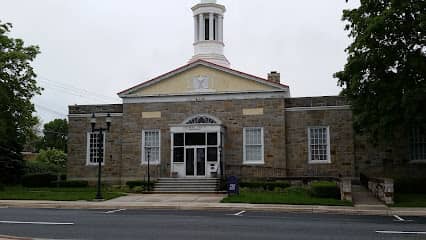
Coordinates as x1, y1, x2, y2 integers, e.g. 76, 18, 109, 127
227, 176, 239, 195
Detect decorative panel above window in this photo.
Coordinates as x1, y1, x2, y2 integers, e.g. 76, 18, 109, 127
86, 132, 105, 166
410, 127, 426, 162
142, 130, 161, 165
243, 127, 264, 164
308, 127, 331, 164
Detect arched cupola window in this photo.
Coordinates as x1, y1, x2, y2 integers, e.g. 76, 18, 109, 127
184, 114, 221, 124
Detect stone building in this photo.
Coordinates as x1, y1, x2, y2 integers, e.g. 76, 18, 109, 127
67, 0, 425, 185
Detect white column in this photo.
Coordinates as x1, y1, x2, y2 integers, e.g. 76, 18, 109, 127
209, 13, 214, 41
198, 14, 204, 41
194, 15, 198, 42
218, 15, 223, 42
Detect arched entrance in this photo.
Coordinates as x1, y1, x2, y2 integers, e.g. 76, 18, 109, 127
170, 114, 224, 178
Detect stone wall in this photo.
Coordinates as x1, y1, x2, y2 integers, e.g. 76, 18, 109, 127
120, 98, 287, 180
354, 134, 414, 177
67, 105, 123, 184
67, 96, 361, 183
285, 96, 355, 177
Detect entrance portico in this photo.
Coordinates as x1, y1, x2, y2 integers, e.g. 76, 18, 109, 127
170, 115, 224, 178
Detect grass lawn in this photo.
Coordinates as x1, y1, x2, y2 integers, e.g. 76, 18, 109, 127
0, 186, 126, 201
392, 193, 426, 207
221, 187, 352, 206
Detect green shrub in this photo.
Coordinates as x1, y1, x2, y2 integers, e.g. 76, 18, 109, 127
125, 180, 155, 189
0, 182, 4, 191
310, 181, 340, 199
284, 186, 310, 195
52, 180, 89, 188
132, 186, 144, 193
24, 160, 56, 175
22, 173, 57, 187
394, 177, 426, 194
240, 181, 290, 191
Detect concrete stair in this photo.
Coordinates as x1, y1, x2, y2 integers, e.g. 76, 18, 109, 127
153, 178, 220, 193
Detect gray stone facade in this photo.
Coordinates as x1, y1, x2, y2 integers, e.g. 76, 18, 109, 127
67, 96, 361, 184
285, 97, 354, 177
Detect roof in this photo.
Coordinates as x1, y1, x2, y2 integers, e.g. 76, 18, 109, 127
118, 59, 289, 97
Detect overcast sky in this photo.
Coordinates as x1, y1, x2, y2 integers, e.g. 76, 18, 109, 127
1, 0, 359, 124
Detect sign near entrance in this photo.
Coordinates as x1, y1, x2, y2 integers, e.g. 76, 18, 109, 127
227, 176, 239, 195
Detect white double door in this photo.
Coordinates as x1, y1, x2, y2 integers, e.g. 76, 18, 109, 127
185, 147, 206, 177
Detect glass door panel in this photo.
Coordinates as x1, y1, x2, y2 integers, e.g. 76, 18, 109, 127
186, 148, 194, 176
196, 148, 205, 176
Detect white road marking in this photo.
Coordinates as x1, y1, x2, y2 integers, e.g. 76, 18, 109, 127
376, 231, 426, 235
0, 220, 74, 225
104, 209, 126, 214
234, 210, 246, 216
393, 215, 413, 222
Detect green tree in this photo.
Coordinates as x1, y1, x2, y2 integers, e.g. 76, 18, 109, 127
40, 119, 68, 153
36, 149, 67, 173
335, 0, 426, 142
0, 21, 41, 183
36, 148, 67, 184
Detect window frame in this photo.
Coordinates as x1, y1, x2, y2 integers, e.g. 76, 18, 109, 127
307, 126, 331, 164
243, 127, 264, 165
409, 127, 426, 163
86, 131, 106, 166
141, 129, 161, 165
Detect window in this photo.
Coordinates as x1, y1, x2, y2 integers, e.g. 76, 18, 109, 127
308, 127, 331, 164
243, 127, 264, 164
173, 133, 184, 163
410, 127, 426, 162
86, 132, 105, 166
205, 17, 209, 40
142, 130, 160, 165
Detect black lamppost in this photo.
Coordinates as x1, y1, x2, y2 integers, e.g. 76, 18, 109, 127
146, 147, 151, 192
219, 145, 223, 176
91, 113, 111, 200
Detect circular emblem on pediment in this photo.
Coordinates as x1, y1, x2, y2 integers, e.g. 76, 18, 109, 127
192, 75, 209, 90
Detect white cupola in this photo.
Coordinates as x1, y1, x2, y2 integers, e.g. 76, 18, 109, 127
189, 0, 230, 67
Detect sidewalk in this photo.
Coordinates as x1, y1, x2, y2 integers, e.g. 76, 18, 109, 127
351, 185, 388, 210
0, 194, 425, 217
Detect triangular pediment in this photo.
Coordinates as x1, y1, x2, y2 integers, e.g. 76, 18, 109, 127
118, 60, 288, 97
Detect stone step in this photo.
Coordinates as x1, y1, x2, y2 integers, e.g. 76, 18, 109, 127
153, 188, 218, 191
155, 182, 218, 185
155, 186, 218, 189
156, 181, 219, 184
157, 178, 219, 182
153, 177, 220, 193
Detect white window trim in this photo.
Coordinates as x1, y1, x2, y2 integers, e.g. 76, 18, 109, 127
307, 126, 331, 164
141, 129, 161, 165
243, 127, 264, 165
86, 131, 106, 166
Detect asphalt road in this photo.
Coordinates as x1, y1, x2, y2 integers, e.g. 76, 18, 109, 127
0, 207, 425, 240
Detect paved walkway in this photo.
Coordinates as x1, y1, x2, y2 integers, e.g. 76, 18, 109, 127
352, 185, 386, 209
107, 193, 225, 203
